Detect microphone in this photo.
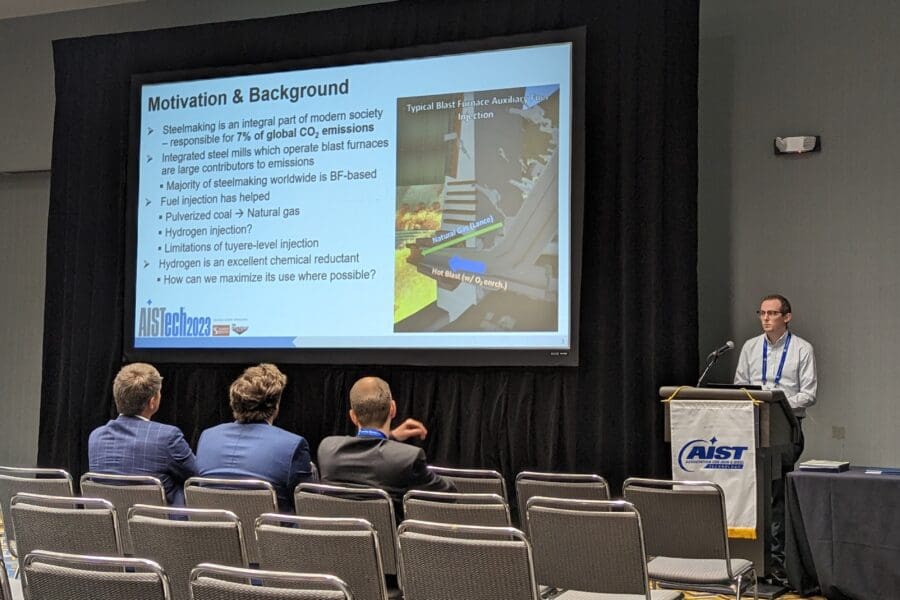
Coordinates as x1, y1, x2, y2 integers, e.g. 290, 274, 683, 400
697, 340, 735, 387
706, 340, 735, 361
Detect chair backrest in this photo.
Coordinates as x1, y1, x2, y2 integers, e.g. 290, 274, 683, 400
10, 493, 122, 561
190, 563, 353, 600
0, 467, 73, 556
622, 477, 731, 563
184, 477, 278, 565
402, 490, 511, 527
80, 472, 167, 555
22, 550, 171, 600
128, 504, 247, 600
426, 467, 508, 501
397, 520, 539, 600
515, 471, 609, 533
294, 483, 398, 576
256, 514, 387, 600
526, 497, 652, 597
0, 553, 11, 600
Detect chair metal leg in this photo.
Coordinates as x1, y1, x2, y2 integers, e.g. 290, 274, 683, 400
734, 569, 760, 600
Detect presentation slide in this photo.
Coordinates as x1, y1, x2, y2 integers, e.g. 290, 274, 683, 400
130, 40, 575, 358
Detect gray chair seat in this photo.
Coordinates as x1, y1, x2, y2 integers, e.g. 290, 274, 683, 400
647, 556, 754, 584
21, 551, 170, 600
256, 514, 389, 600
191, 576, 348, 600
190, 563, 353, 600
11, 494, 122, 561
556, 591, 683, 600
397, 521, 540, 600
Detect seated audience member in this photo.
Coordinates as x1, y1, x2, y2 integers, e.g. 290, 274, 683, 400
317, 376, 454, 518
196, 363, 313, 511
89, 362, 198, 505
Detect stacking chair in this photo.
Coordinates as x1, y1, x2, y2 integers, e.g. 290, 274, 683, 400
526, 497, 682, 600
397, 520, 539, 600
0, 467, 73, 559
256, 514, 388, 600
402, 490, 511, 527
184, 477, 278, 565
515, 471, 609, 534
190, 563, 353, 600
10, 493, 122, 562
80, 472, 167, 555
623, 478, 758, 600
22, 550, 171, 600
294, 483, 398, 577
128, 504, 248, 600
0, 553, 11, 600
426, 466, 508, 501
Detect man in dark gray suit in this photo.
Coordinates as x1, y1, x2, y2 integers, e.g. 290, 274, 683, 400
317, 376, 454, 516
88, 363, 198, 505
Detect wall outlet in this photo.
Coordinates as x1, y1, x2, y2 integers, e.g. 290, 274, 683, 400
831, 426, 846, 440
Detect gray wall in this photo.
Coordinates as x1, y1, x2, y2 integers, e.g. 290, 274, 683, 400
2, 0, 899, 468
0, 173, 49, 467
699, 0, 900, 466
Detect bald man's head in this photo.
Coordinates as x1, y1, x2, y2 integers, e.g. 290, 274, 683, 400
349, 376, 393, 427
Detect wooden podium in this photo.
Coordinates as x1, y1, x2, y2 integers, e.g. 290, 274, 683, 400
659, 386, 799, 576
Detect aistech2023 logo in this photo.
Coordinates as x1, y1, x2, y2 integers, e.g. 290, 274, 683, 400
138, 303, 212, 337
677, 437, 748, 472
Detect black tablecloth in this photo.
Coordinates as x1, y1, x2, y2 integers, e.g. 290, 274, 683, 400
786, 468, 900, 599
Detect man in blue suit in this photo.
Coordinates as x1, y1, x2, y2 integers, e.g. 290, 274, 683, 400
196, 363, 314, 511
89, 363, 198, 505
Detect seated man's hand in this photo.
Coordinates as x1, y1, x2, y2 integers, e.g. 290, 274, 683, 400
391, 418, 428, 441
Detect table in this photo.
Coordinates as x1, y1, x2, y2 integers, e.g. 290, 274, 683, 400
785, 467, 900, 599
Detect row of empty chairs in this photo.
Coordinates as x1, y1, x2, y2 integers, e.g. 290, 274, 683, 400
8, 493, 359, 600
7, 498, 667, 600
1, 465, 756, 599
0, 466, 608, 561
22, 552, 354, 600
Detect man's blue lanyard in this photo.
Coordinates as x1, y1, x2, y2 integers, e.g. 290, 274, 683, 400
762, 332, 792, 385
357, 428, 388, 439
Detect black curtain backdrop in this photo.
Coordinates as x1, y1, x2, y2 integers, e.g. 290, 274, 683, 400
39, 0, 699, 498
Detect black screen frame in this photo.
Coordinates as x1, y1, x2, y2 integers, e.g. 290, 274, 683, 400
123, 27, 585, 367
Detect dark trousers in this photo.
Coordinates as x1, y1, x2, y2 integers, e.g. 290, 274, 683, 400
771, 419, 805, 573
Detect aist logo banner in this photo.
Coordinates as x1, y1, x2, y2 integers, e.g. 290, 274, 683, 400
670, 399, 757, 539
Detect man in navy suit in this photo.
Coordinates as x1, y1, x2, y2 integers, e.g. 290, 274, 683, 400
317, 376, 454, 518
196, 363, 314, 511
88, 363, 198, 505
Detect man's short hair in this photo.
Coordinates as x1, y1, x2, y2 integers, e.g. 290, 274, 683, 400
230, 363, 286, 423
113, 363, 162, 416
349, 377, 392, 427
762, 294, 792, 315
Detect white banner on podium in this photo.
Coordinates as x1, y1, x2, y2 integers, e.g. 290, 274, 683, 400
670, 399, 757, 539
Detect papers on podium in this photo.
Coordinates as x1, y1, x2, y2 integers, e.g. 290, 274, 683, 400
798, 459, 850, 472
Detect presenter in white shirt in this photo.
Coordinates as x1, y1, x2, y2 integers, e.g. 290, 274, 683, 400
734, 294, 816, 585
734, 295, 817, 417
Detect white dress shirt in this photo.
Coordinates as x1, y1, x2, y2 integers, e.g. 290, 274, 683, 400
734, 330, 817, 417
